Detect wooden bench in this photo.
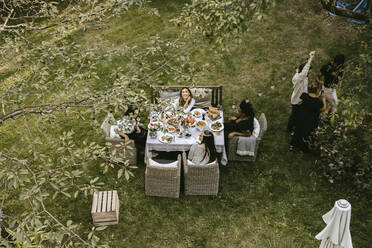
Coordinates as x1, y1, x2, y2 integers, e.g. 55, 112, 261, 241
91, 190, 120, 226
150, 85, 223, 107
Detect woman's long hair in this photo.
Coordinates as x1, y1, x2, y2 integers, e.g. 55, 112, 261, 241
201, 130, 217, 163
179, 87, 193, 107
239, 100, 254, 129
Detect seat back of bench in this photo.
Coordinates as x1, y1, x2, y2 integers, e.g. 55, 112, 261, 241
150, 85, 223, 107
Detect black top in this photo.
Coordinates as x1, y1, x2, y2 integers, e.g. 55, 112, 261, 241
320, 63, 344, 88
230, 117, 254, 133
298, 93, 323, 130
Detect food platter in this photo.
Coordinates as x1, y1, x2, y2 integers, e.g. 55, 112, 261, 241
159, 134, 174, 144
192, 108, 206, 119
148, 121, 161, 129
196, 120, 206, 128
196, 120, 206, 131
209, 120, 224, 132
168, 126, 176, 133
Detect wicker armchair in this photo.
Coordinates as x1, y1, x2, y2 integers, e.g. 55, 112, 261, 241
145, 152, 181, 198
100, 113, 137, 165
228, 113, 267, 162
182, 152, 219, 196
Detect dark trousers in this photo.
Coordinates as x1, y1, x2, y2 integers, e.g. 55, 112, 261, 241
287, 104, 301, 132
127, 127, 147, 150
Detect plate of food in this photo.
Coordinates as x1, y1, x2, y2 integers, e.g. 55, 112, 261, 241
159, 134, 174, 144
148, 121, 160, 129
167, 118, 179, 127
192, 108, 205, 118
168, 126, 176, 133
196, 120, 206, 131
207, 107, 221, 120
209, 121, 224, 132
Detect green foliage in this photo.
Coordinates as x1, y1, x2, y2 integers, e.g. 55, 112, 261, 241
310, 21, 372, 192
171, 0, 275, 45
1, 0, 371, 247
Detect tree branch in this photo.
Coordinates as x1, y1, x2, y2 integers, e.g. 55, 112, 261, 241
1, 154, 92, 246
0, 98, 92, 124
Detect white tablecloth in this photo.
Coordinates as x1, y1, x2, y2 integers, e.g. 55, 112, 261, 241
145, 111, 227, 165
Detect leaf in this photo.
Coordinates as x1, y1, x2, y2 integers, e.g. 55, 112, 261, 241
96, 226, 107, 231
117, 168, 123, 179
61, 191, 71, 198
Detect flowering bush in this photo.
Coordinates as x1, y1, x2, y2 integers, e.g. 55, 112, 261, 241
309, 21, 372, 193
310, 113, 371, 192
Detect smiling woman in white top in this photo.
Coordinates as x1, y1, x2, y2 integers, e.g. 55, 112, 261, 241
173, 87, 195, 112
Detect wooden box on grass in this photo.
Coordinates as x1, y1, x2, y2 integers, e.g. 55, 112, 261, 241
91, 190, 119, 226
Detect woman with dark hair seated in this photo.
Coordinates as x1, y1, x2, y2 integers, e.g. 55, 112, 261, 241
188, 130, 217, 165
116, 107, 147, 150
225, 100, 255, 140
290, 81, 326, 152
173, 87, 195, 112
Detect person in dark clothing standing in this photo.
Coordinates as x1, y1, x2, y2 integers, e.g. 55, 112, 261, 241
290, 82, 326, 152
316, 54, 345, 113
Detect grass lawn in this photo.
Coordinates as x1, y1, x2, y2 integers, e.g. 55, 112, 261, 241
0, 0, 370, 247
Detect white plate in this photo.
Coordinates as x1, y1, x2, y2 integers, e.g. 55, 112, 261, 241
209, 121, 224, 132
158, 134, 174, 144
195, 120, 207, 130
192, 108, 206, 119
168, 126, 176, 133
148, 121, 161, 129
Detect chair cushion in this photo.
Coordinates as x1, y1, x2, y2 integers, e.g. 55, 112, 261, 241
149, 158, 178, 168
190, 88, 212, 108
159, 90, 179, 99
252, 118, 260, 138
187, 159, 217, 166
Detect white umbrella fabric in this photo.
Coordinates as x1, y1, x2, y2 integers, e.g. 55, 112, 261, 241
315, 199, 353, 248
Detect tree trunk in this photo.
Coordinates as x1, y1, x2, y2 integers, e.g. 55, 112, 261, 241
320, 0, 370, 22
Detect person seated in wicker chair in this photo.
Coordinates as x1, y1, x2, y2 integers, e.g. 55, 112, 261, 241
173, 87, 195, 112
225, 100, 255, 138
188, 130, 217, 165
116, 107, 147, 150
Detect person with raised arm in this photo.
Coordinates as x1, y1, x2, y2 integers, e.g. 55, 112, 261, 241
287, 50, 315, 133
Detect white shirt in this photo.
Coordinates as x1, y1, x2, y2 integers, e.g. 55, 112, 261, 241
290, 58, 312, 105
172, 98, 195, 112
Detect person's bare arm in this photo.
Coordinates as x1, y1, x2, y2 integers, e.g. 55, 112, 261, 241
320, 91, 327, 112
228, 130, 251, 139
316, 71, 324, 85
117, 130, 130, 142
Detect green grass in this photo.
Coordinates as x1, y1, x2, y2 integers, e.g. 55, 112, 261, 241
1, 0, 371, 247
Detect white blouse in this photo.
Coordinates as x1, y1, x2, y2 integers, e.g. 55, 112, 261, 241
172, 98, 195, 112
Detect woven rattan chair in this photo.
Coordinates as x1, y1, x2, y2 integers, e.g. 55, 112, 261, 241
100, 113, 137, 165
145, 152, 181, 198
228, 113, 267, 162
182, 152, 219, 196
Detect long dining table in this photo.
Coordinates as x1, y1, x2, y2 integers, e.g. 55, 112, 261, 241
145, 109, 228, 165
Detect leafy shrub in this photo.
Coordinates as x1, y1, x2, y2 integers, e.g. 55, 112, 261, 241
310, 21, 372, 192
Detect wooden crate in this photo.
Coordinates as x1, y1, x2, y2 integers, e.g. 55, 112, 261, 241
91, 190, 119, 226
